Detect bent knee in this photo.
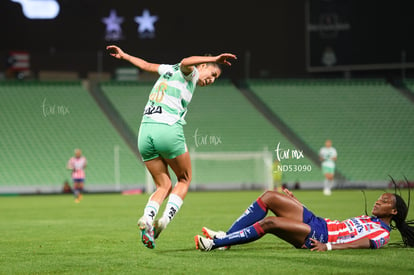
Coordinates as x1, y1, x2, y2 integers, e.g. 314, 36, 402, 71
177, 172, 192, 185
260, 190, 281, 205
259, 216, 280, 232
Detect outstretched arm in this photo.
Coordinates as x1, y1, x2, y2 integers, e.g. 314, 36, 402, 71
180, 53, 237, 75
106, 45, 159, 73
310, 237, 371, 251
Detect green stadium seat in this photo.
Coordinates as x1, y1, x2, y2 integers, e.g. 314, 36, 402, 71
0, 81, 146, 193
248, 79, 414, 182
101, 80, 321, 187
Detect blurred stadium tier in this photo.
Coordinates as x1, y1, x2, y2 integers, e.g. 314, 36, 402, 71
0, 79, 413, 194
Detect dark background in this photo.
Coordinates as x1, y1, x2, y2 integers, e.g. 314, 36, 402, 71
1, 0, 413, 79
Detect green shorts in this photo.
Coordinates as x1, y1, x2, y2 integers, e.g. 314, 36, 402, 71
138, 122, 187, 161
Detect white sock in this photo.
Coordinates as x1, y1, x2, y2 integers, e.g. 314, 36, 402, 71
161, 194, 183, 226
324, 179, 330, 190
144, 200, 160, 224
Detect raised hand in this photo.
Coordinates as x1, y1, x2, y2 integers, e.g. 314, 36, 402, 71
106, 45, 126, 59
216, 53, 237, 66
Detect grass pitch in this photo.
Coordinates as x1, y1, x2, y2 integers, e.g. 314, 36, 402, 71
1, 189, 413, 274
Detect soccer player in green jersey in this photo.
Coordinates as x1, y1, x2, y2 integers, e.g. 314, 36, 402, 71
319, 139, 337, 196
107, 45, 236, 249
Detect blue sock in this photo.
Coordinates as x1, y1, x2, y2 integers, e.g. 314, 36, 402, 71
226, 197, 268, 234
213, 222, 265, 248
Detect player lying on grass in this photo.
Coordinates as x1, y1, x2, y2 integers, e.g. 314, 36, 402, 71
195, 188, 414, 251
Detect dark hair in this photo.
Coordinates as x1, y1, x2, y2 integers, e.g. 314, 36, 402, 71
391, 194, 414, 247
197, 53, 222, 71
389, 177, 414, 247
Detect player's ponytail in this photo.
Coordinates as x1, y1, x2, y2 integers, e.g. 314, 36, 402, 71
390, 177, 414, 247
391, 194, 414, 247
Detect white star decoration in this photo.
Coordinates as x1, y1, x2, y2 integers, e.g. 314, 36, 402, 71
134, 9, 158, 34
102, 9, 124, 41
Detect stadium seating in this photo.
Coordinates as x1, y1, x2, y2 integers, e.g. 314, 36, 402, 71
101, 80, 321, 187
403, 79, 414, 96
2, 78, 413, 193
101, 81, 153, 137
0, 81, 146, 193
248, 79, 414, 182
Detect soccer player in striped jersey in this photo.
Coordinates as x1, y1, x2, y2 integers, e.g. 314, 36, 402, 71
195, 188, 414, 251
107, 45, 236, 249
67, 149, 87, 203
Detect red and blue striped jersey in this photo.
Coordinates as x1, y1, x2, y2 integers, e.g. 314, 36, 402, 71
325, 215, 391, 249
67, 156, 87, 180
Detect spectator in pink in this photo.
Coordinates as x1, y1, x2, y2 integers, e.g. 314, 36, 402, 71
67, 149, 87, 203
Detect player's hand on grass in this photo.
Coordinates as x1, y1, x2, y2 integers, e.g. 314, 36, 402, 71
310, 238, 328, 252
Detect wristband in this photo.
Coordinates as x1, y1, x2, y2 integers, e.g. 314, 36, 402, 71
326, 243, 332, 251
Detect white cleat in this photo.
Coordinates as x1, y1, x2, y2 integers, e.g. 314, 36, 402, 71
194, 235, 214, 251
153, 218, 167, 239
202, 227, 230, 250
202, 227, 226, 239
137, 217, 155, 249
323, 188, 332, 196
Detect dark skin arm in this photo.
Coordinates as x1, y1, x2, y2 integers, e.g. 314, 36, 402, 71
281, 188, 302, 207
310, 237, 371, 251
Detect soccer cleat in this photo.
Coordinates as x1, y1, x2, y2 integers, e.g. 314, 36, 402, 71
153, 218, 167, 239
217, 245, 231, 251
194, 235, 214, 251
323, 188, 332, 196
202, 227, 226, 239
202, 227, 231, 250
137, 217, 155, 249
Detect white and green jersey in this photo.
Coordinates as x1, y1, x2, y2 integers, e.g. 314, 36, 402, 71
142, 64, 199, 125
319, 146, 337, 168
